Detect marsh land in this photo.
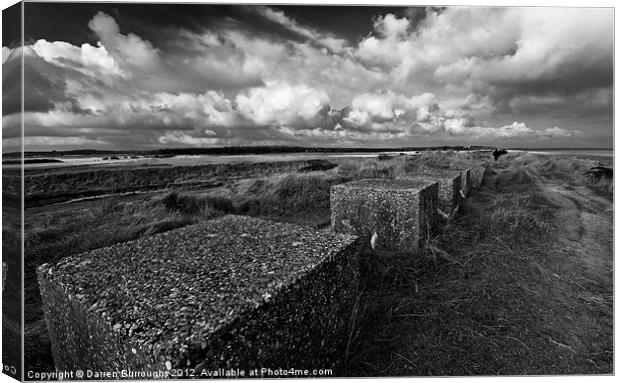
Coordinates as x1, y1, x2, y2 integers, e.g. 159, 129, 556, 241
8, 149, 612, 375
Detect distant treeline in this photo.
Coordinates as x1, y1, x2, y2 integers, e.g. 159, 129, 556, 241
5, 145, 491, 158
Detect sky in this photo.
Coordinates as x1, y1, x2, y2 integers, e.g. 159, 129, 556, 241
1, 2, 614, 151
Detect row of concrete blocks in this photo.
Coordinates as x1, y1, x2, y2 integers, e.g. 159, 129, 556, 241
38, 166, 482, 376
331, 167, 477, 252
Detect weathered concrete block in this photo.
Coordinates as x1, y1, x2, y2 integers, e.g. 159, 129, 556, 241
331, 178, 438, 252
37, 215, 360, 375
410, 169, 462, 213
471, 162, 489, 188
459, 169, 472, 197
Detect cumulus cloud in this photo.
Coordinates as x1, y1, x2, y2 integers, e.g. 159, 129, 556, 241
236, 82, 330, 126
2, 6, 611, 150
7, 10, 385, 148
2, 47, 14, 64
32, 39, 122, 78
348, 91, 439, 123
88, 12, 161, 71
338, 89, 584, 141
147, 91, 237, 127
357, 8, 612, 98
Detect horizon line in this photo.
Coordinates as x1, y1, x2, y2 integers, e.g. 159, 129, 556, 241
2, 145, 614, 156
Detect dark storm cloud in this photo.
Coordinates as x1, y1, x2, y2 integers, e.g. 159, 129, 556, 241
24, 3, 347, 50
497, 87, 613, 119
24, 2, 423, 47
469, 46, 613, 115
24, 2, 236, 45
2, 2, 21, 48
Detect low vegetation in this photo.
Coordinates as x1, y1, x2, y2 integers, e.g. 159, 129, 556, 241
20, 150, 612, 375
23, 161, 305, 207
346, 153, 613, 375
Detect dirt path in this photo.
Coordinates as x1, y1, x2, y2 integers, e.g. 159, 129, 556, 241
542, 182, 612, 276
531, 178, 613, 368
476, 160, 613, 373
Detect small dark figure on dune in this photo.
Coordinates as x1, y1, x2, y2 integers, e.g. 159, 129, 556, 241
493, 149, 508, 161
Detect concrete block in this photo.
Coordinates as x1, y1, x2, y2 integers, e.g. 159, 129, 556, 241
411, 169, 462, 213
37, 215, 360, 374
459, 169, 472, 197
330, 178, 438, 252
471, 165, 486, 188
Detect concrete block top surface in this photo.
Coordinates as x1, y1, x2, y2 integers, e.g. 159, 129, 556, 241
332, 178, 436, 191
38, 215, 357, 354
414, 168, 462, 178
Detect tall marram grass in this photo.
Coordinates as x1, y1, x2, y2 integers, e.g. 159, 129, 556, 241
160, 191, 234, 218
154, 151, 491, 227
235, 172, 350, 216
155, 172, 349, 226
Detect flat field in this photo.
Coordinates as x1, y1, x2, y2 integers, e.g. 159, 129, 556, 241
15, 150, 613, 375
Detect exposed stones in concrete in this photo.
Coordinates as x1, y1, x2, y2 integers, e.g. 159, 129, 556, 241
38, 215, 360, 374
331, 178, 438, 252
408, 169, 463, 214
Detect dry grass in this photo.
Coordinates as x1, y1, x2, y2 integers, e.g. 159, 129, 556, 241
23, 152, 487, 373
500, 152, 613, 191
22, 150, 612, 375
345, 153, 613, 376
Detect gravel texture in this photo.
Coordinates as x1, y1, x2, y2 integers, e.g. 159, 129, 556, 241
407, 169, 463, 213
330, 178, 438, 252
37, 215, 360, 376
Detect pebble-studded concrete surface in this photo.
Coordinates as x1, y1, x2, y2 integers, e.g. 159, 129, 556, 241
38, 215, 359, 374
336, 178, 436, 190
406, 169, 462, 213
331, 178, 438, 252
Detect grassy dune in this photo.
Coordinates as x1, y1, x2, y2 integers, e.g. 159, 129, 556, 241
22, 161, 306, 207
22, 151, 612, 375
156, 150, 487, 227
347, 153, 613, 375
